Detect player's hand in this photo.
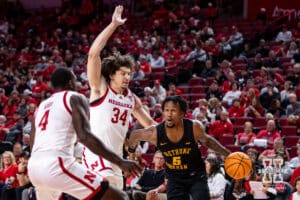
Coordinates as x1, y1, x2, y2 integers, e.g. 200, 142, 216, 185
120, 159, 142, 177
112, 5, 127, 27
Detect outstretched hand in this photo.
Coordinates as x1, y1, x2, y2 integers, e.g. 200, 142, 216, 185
120, 159, 142, 177
112, 5, 127, 26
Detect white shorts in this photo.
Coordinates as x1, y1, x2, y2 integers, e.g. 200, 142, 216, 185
82, 147, 123, 189
28, 152, 108, 200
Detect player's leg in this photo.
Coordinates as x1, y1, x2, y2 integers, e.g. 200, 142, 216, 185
189, 177, 210, 200
166, 178, 190, 200
100, 183, 129, 200
34, 186, 61, 200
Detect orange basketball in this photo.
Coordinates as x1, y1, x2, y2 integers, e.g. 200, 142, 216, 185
224, 152, 252, 179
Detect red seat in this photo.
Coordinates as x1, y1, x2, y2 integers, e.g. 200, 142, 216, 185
232, 58, 245, 65
151, 67, 165, 73
233, 125, 244, 134
151, 73, 165, 81
166, 66, 179, 76
219, 135, 235, 146
278, 118, 288, 126
281, 126, 297, 136
188, 77, 203, 86
290, 146, 298, 158
190, 93, 206, 102
253, 117, 267, 127
141, 153, 154, 165
232, 63, 247, 71
225, 145, 241, 152
234, 117, 252, 125
205, 77, 215, 86
285, 136, 300, 147
278, 57, 291, 63
177, 85, 190, 94
190, 86, 206, 93
199, 145, 208, 158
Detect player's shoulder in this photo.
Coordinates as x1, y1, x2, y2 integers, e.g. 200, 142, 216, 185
69, 91, 88, 103
192, 119, 205, 129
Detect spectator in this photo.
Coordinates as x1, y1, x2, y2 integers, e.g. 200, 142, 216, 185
0, 88, 8, 114
263, 50, 281, 70
131, 63, 145, 81
185, 41, 208, 76
15, 151, 31, 200
5, 111, 24, 142
206, 80, 223, 101
286, 93, 300, 116
141, 87, 156, 108
228, 98, 245, 118
208, 110, 233, 139
256, 8, 267, 25
152, 80, 166, 103
260, 81, 280, 110
286, 41, 298, 58
289, 145, 300, 169
258, 137, 289, 161
236, 121, 256, 146
152, 103, 163, 123
244, 96, 265, 118
280, 81, 293, 107
0, 115, 9, 140
132, 151, 166, 200
192, 98, 209, 119
12, 142, 22, 164
248, 53, 264, 70
222, 82, 241, 107
227, 26, 244, 57
256, 120, 281, 146
256, 39, 270, 58
275, 25, 292, 43
290, 177, 300, 200
139, 55, 151, 74
0, 151, 19, 200
205, 157, 227, 200
267, 99, 286, 118
147, 50, 165, 69
166, 82, 182, 96
200, 59, 217, 78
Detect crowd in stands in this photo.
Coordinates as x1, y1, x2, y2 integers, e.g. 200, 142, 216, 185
0, 0, 299, 199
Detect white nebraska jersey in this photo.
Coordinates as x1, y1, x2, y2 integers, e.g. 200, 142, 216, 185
31, 90, 78, 156
89, 87, 135, 157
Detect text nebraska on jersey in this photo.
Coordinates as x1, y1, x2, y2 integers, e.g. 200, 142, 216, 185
108, 98, 133, 109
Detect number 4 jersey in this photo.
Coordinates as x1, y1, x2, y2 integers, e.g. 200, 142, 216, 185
31, 91, 79, 156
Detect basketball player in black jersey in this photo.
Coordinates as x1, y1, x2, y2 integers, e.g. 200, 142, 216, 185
127, 96, 231, 200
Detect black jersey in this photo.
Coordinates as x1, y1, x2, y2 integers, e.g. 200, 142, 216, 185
156, 118, 205, 178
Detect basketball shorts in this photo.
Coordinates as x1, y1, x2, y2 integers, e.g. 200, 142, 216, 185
82, 147, 124, 189
28, 152, 108, 200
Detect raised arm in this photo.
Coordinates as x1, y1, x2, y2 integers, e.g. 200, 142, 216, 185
193, 120, 231, 157
70, 94, 141, 176
87, 5, 126, 101
132, 94, 157, 127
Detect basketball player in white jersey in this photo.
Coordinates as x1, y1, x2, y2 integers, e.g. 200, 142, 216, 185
83, 5, 156, 189
28, 68, 142, 200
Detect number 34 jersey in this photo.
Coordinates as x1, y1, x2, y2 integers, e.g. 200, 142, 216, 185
31, 91, 79, 156
89, 87, 135, 157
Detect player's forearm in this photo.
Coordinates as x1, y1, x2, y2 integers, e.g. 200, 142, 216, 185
203, 135, 231, 157
127, 130, 141, 149
88, 23, 119, 56
81, 134, 123, 166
